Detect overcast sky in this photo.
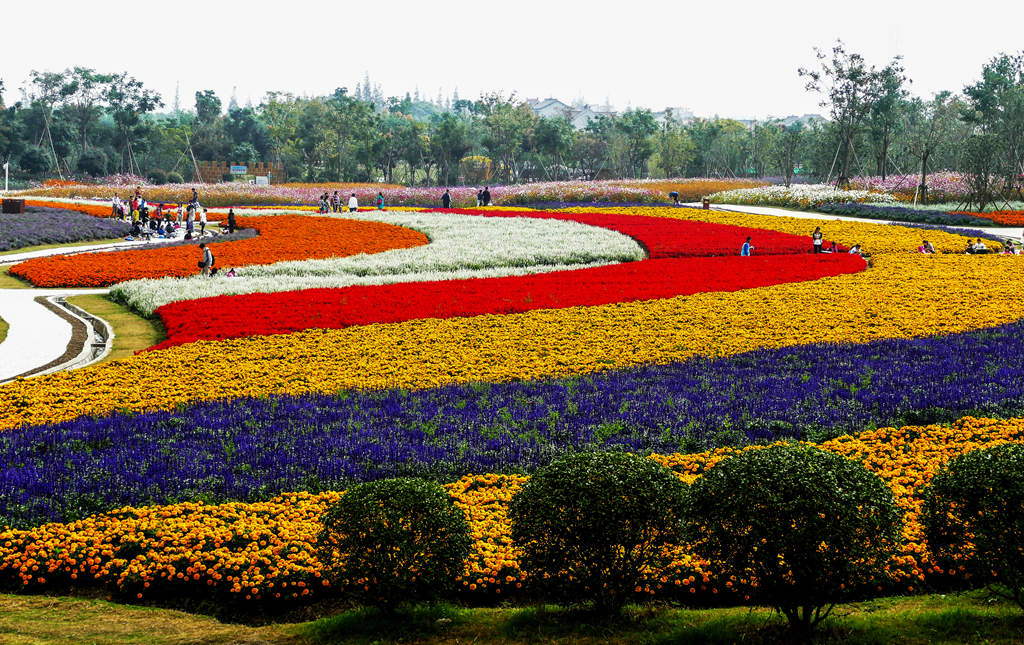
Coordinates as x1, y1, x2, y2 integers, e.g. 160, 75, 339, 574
3, 0, 1021, 120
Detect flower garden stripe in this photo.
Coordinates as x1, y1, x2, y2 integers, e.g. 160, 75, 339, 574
150, 254, 863, 350
109, 211, 647, 315
8, 215, 429, 287
0, 214, 1021, 431
0, 416, 1020, 602
4, 319, 1024, 529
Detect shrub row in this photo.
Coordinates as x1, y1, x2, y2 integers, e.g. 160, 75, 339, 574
318, 442, 1024, 634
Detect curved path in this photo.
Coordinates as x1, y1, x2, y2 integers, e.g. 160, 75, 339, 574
0, 288, 108, 381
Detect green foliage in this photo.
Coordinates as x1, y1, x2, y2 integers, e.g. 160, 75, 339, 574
17, 145, 51, 175
147, 168, 167, 185
317, 478, 472, 612
922, 442, 1024, 610
165, 170, 184, 184
508, 451, 688, 614
76, 147, 108, 176
684, 443, 902, 635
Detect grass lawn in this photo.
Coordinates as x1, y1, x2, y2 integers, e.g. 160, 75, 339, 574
0, 591, 1020, 645
65, 294, 166, 361
0, 314, 7, 344
0, 267, 31, 289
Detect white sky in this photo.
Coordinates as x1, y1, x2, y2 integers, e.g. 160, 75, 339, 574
2, 0, 1021, 120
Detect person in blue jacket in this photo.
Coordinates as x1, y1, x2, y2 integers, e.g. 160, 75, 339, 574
741, 236, 754, 256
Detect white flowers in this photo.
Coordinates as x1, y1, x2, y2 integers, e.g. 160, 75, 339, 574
111, 211, 646, 314
709, 184, 898, 209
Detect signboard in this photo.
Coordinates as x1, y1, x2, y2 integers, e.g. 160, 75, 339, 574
230, 165, 248, 175
255, 176, 270, 186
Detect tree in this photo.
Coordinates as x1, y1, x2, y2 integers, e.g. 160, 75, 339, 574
530, 116, 574, 180
903, 92, 960, 203
615, 109, 658, 178
509, 452, 688, 614
479, 94, 535, 183
685, 444, 901, 637
799, 41, 896, 186
775, 122, 804, 186
430, 112, 471, 185
867, 61, 910, 179
963, 52, 1024, 198
194, 90, 222, 125
105, 73, 162, 173
61, 67, 114, 153
654, 112, 696, 178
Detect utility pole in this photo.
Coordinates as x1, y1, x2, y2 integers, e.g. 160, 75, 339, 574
3, 161, 8, 193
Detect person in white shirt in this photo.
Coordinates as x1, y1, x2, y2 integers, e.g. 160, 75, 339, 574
348, 193, 358, 212
200, 209, 208, 236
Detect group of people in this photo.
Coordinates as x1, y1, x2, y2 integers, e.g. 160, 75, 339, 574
317, 191, 385, 213
475, 187, 492, 207
740, 227, 865, 257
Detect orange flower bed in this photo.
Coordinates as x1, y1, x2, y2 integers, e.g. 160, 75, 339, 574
8, 215, 429, 288
953, 210, 1024, 226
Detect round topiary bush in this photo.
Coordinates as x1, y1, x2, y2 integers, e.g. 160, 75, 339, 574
317, 478, 472, 612
508, 451, 688, 614
684, 443, 902, 635
166, 171, 185, 184
922, 442, 1024, 609
147, 168, 168, 185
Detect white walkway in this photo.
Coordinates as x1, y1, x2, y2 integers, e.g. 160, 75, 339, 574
687, 203, 1024, 241
0, 288, 107, 380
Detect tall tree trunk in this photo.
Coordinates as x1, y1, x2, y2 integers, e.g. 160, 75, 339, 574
919, 150, 929, 204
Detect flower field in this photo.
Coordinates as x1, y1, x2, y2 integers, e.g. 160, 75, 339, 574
8, 215, 429, 287
1, 417, 1020, 602
0, 199, 1022, 610
708, 183, 898, 209
0, 207, 130, 251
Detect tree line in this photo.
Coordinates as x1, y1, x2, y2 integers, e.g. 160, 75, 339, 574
0, 45, 1020, 192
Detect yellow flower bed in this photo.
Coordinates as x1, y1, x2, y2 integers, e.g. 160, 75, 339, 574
2, 416, 1018, 600
0, 208, 1021, 431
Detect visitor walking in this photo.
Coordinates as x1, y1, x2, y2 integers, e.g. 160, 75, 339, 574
226, 208, 237, 234
376, 191, 385, 210
812, 226, 823, 253
200, 208, 208, 236
476, 189, 482, 207
482, 186, 491, 206
199, 243, 214, 277
348, 193, 359, 212
741, 237, 754, 256
331, 191, 339, 213
442, 189, 451, 208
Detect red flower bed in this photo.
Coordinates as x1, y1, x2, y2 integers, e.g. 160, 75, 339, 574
148, 212, 862, 350
8, 215, 429, 288
151, 255, 864, 351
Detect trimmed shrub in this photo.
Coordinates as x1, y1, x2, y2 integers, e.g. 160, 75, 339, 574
147, 169, 168, 185
922, 443, 1024, 610
166, 171, 185, 184
316, 478, 471, 612
508, 451, 688, 614
684, 443, 902, 635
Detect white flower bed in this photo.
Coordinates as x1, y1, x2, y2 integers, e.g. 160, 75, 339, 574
709, 184, 898, 209
111, 211, 645, 314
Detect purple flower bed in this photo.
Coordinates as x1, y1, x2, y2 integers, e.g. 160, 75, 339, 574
0, 207, 131, 252
3, 321, 1024, 528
